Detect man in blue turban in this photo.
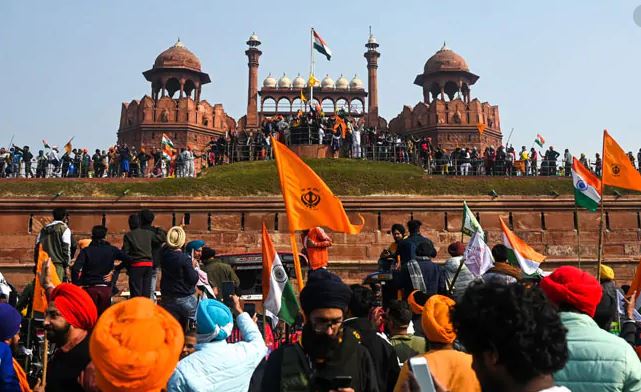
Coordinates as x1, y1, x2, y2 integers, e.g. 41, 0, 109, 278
167, 296, 267, 392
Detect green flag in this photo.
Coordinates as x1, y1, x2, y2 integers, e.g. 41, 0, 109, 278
462, 201, 484, 240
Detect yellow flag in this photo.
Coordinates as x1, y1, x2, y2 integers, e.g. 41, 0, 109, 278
271, 138, 364, 234
308, 74, 317, 87
300, 90, 307, 103
603, 130, 641, 193
32, 245, 61, 313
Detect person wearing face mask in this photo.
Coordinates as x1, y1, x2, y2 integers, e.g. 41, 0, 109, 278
261, 270, 379, 392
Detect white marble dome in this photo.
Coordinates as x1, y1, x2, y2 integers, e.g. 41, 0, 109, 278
292, 73, 305, 88
263, 73, 276, 88
278, 73, 292, 88
321, 74, 335, 89
350, 74, 363, 89
335, 74, 349, 89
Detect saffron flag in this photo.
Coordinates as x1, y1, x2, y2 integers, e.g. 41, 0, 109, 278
534, 134, 545, 147
312, 29, 332, 61
464, 231, 494, 277
300, 90, 307, 103
32, 245, 61, 313
461, 201, 484, 240
161, 133, 175, 159
333, 115, 347, 138
271, 137, 364, 234
476, 123, 486, 135
602, 130, 641, 193
64, 137, 74, 154
572, 157, 601, 212
500, 217, 546, 275
308, 74, 317, 88
262, 223, 300, 327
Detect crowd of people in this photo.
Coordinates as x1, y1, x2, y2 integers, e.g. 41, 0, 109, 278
2, 209, 641, 391
6, 112, 641, 179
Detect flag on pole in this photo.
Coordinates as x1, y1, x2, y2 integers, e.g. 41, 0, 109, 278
64, 137, 74, 154
312, 29, 332, 61
476, 123, 486, 135
534, 134, 545, 147
500, 217, 546, 275
308, 74, 317, 88
161, 133, 175, 159
271, 137, 364, 233
42, 139, 51, 149
572, 157, 602, 212
262, 223, 300, 327
626, 258, 641, 310
32, 245, 61, 313
461, 201, 484, 240
464, 231, 494, 277
300, 90, 307, 103
602, 130, 641, 193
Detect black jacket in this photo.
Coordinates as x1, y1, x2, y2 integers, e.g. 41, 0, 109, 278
122, 226, 165, 263
343, 317, 400, 392
72, 240, 132, 286
397, 233, 436, 264
261, 327, 379, 392
395, 256, 446, 299
159, 247, 198, 298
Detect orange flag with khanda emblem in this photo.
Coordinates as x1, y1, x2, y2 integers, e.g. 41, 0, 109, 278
271, 138, 364, 234
602, 130, 641, 193
32, 245, 61, 313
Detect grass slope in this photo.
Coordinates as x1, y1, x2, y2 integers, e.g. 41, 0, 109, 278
0, 159, 575, 197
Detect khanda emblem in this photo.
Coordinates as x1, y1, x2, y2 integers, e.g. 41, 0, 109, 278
611, 164, 621, 176
301, 188, 321, 209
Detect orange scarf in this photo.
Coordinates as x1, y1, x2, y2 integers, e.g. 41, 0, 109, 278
12, 358, 31, 392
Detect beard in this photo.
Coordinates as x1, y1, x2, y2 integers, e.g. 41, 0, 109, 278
301, 324, 342, 364
46, 322, 71, 345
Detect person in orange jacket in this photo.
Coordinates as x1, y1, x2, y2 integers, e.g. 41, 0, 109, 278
302, 227, 332, 270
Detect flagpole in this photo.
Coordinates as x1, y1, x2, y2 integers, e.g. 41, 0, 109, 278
309, 27, 315, 110
448, 257, 466, 296
575, 204, 582, 269
289, 233, 305, 289
596, 130, 606, 280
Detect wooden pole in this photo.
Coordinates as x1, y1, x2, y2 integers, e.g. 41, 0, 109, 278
289, 233, 305, 289
576, 205, 582, 269
596, 197, 605, 281
448, 257, 466, 296
42, 335, 49, 388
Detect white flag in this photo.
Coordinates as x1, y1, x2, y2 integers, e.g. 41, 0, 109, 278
464, 231, 494, 277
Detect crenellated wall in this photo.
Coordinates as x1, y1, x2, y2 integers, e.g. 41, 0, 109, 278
1, 196, 640, 289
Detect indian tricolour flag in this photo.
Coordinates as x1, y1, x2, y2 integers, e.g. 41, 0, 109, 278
500, 217, 546, 275
312, 29, 332, 61
534, 133, 545, 147
161, 133, 175, 159
262, 223, 300, 327
572, 157, 601, 212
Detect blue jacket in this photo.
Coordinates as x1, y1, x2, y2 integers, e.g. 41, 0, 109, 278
167, 312, 267, 392
0, 342, 19, 392
555, 312, 641, 392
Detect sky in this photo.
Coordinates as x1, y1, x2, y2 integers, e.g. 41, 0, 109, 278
2, 0, 641, 156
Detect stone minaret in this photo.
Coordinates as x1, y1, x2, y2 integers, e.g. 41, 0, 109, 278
364, 28, 380, 128
245, 33, 262, 129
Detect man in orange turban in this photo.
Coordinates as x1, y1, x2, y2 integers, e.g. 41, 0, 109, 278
42, 282, 98, 391
394, 295, 481, 392
90, 297, 184, 392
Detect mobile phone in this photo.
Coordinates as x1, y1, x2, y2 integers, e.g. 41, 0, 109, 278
243, 303, 256, 317
330, 376, 352, 389
221, 281, 234, 306
409, 357, 436, 392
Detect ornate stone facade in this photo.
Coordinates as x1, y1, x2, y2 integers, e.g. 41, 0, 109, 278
239, 32, 387, 131
389, 44, 502, 151
117, 40, 235, 152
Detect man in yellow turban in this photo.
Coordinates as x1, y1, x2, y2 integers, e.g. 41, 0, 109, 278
89, 297, 184, 392
394, 294, 481, 392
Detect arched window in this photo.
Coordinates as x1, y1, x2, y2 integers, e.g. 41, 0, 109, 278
292, 98, 304, 111
276, 98, 291, 113
350, 99, 363, 114
166, 78, 180, 98
261, 97, 276, 112
321, 98, 334, 113
336, 98, 348, 113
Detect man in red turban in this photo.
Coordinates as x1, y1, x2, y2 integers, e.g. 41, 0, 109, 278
40, 280, 98, 392
540, 266, 641, 391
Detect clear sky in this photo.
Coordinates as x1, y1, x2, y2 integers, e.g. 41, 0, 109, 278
2, 1, 641, 157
